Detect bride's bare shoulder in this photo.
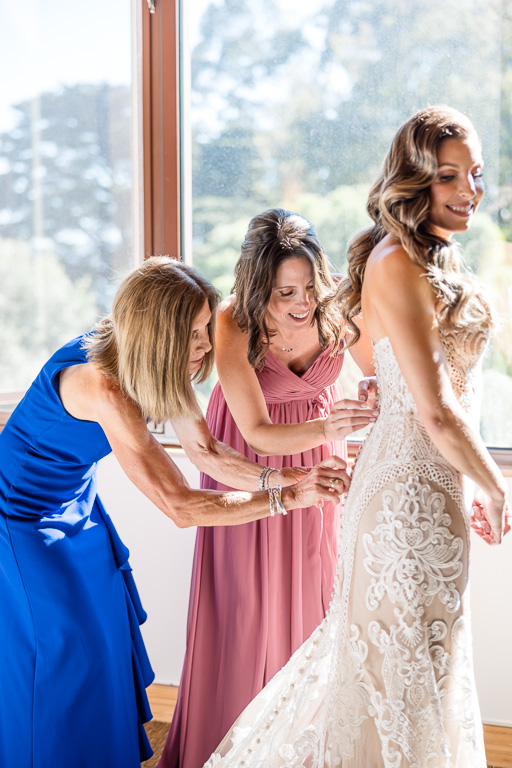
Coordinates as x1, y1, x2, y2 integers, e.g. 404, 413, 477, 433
366, 236, 424, 292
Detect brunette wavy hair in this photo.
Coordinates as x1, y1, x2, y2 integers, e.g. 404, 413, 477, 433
232, 208, 343, 368
83, 257, 219, 421
337, 105, 493, 345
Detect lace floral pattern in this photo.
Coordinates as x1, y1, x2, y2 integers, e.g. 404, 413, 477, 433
204, 326, 488, 768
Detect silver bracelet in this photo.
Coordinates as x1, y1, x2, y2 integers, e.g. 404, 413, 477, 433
258, 466, 278, 491
268, 486, 287, 517
268, 487, 275, 516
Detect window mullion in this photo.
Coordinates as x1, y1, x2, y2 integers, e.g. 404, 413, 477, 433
142, 0, 181, 261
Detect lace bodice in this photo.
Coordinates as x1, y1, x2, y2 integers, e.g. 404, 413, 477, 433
374, 325, 488, 418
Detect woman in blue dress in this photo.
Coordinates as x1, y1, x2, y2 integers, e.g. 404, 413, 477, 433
0, 256, 348, 768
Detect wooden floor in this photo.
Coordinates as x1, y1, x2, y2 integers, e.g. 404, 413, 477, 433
147, 683, 178, 723
147, 684, 512, 767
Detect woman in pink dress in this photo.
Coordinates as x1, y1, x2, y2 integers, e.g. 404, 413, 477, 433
158, 209, 377, 768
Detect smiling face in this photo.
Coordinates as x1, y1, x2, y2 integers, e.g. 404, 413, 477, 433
266, 256, 316, 333
189, 299, 212, 375
428, 135, 484, 239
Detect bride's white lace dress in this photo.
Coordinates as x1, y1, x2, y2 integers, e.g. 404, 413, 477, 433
205, 326, 488, 768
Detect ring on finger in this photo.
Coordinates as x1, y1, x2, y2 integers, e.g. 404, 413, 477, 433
330, 477, 339, 487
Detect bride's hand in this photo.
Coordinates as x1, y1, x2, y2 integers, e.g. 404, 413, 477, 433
323, 399, 378, 442
470, 492, 511, 545
282, 455, 350, 510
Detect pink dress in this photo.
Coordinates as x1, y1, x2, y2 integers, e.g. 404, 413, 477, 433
157, 346, 347, 768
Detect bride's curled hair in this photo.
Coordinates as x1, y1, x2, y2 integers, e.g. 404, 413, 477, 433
338, 104, 493, 345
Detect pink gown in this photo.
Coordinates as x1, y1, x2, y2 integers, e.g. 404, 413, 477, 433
157, 346, 347, 768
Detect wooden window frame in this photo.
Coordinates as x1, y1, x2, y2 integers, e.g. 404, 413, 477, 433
141, 0, 183, 262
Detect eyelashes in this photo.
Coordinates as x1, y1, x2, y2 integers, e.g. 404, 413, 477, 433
438, 171, 483, 183
277, 285, 315, 298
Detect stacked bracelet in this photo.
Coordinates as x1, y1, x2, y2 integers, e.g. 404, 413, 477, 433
258, 466, 278, 491
268, 486, 288, 517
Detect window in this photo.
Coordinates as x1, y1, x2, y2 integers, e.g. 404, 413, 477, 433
2, 2, 511, 453
181, 0, 512, 450
0, 0, 137, 401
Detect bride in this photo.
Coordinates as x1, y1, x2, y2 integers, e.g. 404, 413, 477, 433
203, 105, 510, 768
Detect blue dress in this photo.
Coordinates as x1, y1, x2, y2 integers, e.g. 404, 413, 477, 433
0, 336, 154, 767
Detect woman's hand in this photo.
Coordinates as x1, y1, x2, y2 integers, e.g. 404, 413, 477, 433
471, 491, 511, 545
323, 399, 378, 442
282, 455, 349, 510
357, 376, 378, 407
274, 466, 310, 486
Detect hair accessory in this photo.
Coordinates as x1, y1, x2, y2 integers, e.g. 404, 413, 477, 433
258, 466, 278, 491
268, 486, 287, 517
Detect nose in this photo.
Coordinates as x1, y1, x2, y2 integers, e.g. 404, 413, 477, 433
460, 173, 477, 198
197, 332, 212, 354
295, 290, 311, 308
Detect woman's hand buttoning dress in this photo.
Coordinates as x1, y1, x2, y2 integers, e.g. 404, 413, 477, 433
158, 208, 377, 768
202, 107, 509, 768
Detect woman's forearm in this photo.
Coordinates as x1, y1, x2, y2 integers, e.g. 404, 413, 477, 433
166, 485, 304, 528
171, 415, 310, 488
182, 435, 290, 489
114, 435, 346, 528
234, 419, 326, 458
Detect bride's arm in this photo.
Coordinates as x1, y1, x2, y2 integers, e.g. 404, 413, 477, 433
363, 246, 507, 542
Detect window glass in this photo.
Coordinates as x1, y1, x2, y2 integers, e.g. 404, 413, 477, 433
0, 0, 134, 395
187, 0, 512, 447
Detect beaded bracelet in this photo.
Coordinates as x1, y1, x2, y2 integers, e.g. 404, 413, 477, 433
268, 486, 287, 517
258, 466, 278, 491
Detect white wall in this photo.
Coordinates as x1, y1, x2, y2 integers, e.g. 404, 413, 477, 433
97, 451, 198, 685
98, 453, 512, 725
469, 483, 512, 726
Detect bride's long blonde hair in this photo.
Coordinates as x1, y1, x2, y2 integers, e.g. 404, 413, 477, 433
338, 105, 493, 345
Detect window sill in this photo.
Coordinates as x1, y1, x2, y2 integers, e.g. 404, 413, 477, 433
2, 412, 512, 477
489, 448, 512, 477
347, 441, 512, 477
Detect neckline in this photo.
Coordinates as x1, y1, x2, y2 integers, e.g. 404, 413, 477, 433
266, 344, 335, 378
372, 336, 390, 349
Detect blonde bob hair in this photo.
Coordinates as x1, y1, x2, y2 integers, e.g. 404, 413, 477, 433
338, 105, 493, 345
83, 257, 219, 422
233, 208, 343, 369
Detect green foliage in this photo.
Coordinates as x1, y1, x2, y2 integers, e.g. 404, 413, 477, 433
292, 185, 371, 271
0, 238, 97, 390
188, 0, 512, 445
0, 83, 132, 313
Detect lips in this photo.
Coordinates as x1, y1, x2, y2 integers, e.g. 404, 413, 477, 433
447, 202, 474, 216
289, 311, 309, 320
